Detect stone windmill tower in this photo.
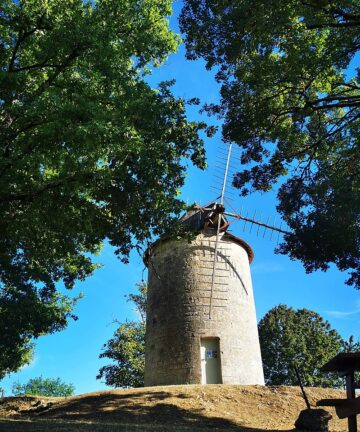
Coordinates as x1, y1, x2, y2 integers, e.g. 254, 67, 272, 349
144, 144, 287, 386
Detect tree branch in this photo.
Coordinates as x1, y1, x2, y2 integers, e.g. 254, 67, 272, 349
8, 12, 46, 72
300, 1, 360, 25
9, 61, 60, 73
311, 101, 360, 110
0, 171, 96, 204
306, 21, 360, 29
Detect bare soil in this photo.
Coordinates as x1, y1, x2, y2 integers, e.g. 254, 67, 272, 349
0, 385, 352, 431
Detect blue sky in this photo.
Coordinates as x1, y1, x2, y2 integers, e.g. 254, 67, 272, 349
1, 2, 359, 395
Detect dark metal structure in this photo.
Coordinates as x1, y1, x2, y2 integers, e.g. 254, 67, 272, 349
317, 352, 360, 432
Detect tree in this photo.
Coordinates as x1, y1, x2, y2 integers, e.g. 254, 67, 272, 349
180, 0, 360, 288
12, 376, 74, 397
258, 305, 344, 387
0, 335, 34, 382
342, 335, 360, 383
0, 1, 206, 376
342, 335, 360, 352
97, 282, 146, 387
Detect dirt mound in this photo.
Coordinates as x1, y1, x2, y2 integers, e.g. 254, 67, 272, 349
0, 395, 60, 417
0, 385, 350, 431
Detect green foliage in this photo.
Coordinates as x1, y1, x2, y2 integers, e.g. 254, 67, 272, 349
0, 289, 79, 380
342, 335, 360, 352
0, 1, 206, 376
0, 336, 34, 382
12, 376, 74, 397
180, 0, 360, 288
342, 335, 360, 382
258, 305, 344, 387
97, 282, 146, 387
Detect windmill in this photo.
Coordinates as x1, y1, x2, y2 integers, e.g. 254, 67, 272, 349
143, 142, 289, 387
197, 143, 289, 320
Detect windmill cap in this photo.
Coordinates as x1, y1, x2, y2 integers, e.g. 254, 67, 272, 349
143, 203, 254, 266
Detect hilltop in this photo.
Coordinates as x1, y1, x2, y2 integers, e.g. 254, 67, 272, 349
0, 384, 349, 431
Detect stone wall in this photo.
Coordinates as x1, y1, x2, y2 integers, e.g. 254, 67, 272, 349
144, 231, 265, 386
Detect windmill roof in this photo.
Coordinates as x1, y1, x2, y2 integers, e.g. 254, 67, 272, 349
144, 204, 254, 265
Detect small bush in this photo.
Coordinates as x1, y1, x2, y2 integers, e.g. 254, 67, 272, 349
12, 376, 74, 397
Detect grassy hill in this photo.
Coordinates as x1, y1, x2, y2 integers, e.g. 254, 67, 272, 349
0, 384, 350, 431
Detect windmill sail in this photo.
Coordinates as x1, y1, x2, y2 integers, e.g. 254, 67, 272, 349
207, 143, 290, 318
208, 143, 233, 318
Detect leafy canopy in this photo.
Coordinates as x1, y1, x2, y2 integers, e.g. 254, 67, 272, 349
97, 282, 146, 388
342, 335, 360, 382
180, 0, 360, 287
0, 288, 78, 380
258, 305, 344, 387
342, 335, 360, 352
0, 0, 206, 378
12, 376, 74, 397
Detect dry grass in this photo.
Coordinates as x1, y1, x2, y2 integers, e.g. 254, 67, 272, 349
0, 385, 351, 432
0, 418, 201, 432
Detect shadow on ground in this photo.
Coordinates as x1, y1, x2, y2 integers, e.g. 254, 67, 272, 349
0, 418, 295, 432
0, 390, 296, 432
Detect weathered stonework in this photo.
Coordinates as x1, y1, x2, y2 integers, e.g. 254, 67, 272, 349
144, 230, 265, 386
